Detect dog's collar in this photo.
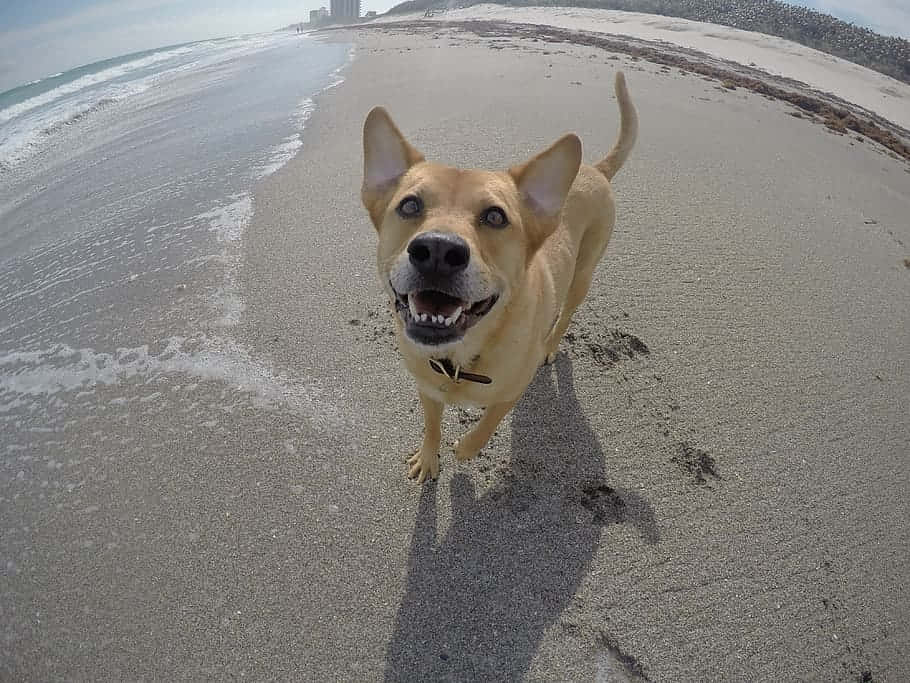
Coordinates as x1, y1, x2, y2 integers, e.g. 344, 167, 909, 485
429, 358, 492, 385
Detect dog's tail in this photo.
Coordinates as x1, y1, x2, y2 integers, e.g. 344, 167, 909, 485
596, 72, 638, 181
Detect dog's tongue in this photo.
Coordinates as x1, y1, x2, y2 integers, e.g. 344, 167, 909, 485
412, 290, 463, 317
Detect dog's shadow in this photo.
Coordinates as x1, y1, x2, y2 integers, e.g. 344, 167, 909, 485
384, 354, 658, 679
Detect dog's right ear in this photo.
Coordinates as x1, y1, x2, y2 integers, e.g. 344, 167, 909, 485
509, 133, 582, 253
362, 107, 424, 227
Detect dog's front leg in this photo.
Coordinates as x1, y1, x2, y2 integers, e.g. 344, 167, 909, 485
407, 391, 444, 483
454, 399, 517, 463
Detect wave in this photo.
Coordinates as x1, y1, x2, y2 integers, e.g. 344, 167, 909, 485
0, 76, 158, 170
26, 72, 66, 88
0, 45, 196, 127
0, 33, 299, 170
0, 47, 193, 124
0, 96, 117, 169
40, 97, 119, 136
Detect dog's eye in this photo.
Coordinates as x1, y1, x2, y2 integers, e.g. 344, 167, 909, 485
397, 196, 423, 218
481, 207, 508, 228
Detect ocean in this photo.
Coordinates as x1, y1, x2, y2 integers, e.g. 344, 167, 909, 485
0, 32, 352, 438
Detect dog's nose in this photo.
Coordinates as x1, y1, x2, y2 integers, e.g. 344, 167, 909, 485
407, 231, 470, 276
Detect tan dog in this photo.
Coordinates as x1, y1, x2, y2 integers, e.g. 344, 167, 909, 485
362, 73, 638, 482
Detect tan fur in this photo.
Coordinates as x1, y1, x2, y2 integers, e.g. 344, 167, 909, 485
362, 73, 638, 482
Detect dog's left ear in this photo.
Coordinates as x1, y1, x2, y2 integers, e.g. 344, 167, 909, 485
362, 107, 424, 225
509, 133, 582, 221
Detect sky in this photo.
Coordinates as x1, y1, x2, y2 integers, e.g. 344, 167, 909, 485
789, 0, 910, 38
1, 0, 908, 93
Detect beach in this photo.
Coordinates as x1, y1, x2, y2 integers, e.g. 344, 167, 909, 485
3, 10, 909, 681
375, 4, 910, 131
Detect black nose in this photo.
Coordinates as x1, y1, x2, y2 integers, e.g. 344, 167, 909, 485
407, 231, 470, 276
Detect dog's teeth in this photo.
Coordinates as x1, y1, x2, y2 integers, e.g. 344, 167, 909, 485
435, 315, 444, 324
420, 313, 428, 323
443, 307, 462, 327
408, 297, 419, 320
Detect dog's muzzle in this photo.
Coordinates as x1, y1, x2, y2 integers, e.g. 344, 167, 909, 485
390, 231, 498, 346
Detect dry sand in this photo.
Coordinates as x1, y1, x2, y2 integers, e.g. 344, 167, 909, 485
234, 24, 908, 680
4, 16, 909, 683
376, 4, 910, 131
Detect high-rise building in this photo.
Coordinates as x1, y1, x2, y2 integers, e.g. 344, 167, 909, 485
330, 0, 360, 19
309, 6, 329, 23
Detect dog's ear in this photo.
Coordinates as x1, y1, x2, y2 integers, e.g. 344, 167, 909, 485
509, 133, 582, 219
362, 107, 424, 225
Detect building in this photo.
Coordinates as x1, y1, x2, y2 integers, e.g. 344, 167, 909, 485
309, 6, 329, 23
330, 0, 360, 20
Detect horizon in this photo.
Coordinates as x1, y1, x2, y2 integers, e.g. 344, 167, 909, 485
1, 0, 908, 94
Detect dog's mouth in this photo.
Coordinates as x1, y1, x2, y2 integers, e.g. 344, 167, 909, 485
392, 286, 498, 345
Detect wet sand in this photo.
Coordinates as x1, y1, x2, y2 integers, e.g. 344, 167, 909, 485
4, 19, 909, 682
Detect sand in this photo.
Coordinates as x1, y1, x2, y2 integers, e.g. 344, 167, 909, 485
376, 4, 910, 131
4, 15, 909, 682
234, 23, 907, 680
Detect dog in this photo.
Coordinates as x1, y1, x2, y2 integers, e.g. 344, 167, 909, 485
361, 72, 638, 482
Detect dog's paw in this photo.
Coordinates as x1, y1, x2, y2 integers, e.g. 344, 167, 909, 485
544, 350, 558, 365
407, 449, 439, 483
454, 439, 481, 463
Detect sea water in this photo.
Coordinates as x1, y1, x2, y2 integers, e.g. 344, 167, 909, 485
0, 32, 351, 433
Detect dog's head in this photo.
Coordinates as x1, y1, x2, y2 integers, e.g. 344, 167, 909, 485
361, 107, 581, 353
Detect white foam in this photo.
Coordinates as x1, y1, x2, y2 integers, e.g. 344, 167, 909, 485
322, 47, 355, 92
256, 135, 304, 179
198, 194, 253, 243
0, 336, 332, 417
293, 97, 316, 129
191, 194, 253, 327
